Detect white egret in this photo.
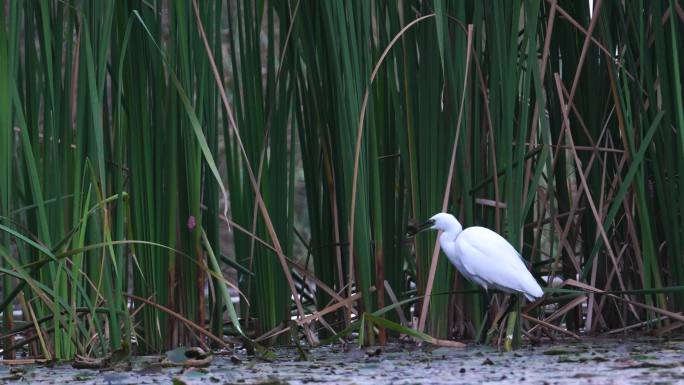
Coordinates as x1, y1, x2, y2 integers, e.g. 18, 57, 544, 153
409, 212, 543, 301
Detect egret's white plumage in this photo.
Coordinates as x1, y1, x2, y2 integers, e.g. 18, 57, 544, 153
421, 213, 543, 301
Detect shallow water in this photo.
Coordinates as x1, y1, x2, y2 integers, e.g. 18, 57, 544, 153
3, 337, 684, 384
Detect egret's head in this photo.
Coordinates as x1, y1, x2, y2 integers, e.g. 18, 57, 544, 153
407, 212, 462, 236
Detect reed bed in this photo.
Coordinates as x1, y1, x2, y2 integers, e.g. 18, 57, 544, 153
1, 0, 683, 359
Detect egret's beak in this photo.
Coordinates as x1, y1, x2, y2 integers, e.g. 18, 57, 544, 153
406, 219, 435, 237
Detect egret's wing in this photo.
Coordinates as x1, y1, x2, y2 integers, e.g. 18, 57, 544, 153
454, 227, 543, 299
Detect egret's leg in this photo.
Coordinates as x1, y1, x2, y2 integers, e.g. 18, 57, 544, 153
503, 294, 522, 351
476, 291, 493, 343
484, 294, 519, 345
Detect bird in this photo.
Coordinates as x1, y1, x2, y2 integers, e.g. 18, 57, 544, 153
408, 212, 543, 301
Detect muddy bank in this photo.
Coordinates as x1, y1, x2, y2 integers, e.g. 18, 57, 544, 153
2, 337, 684, 384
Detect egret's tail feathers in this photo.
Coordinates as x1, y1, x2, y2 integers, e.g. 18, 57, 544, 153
522, 281, 544, 301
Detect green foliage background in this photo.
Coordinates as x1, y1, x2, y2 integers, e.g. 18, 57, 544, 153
1, 0, 683, 358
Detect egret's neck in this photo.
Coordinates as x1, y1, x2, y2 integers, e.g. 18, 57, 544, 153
442, 227, 462, 242
438, 225, 462, 251
445, 218, 463, 239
